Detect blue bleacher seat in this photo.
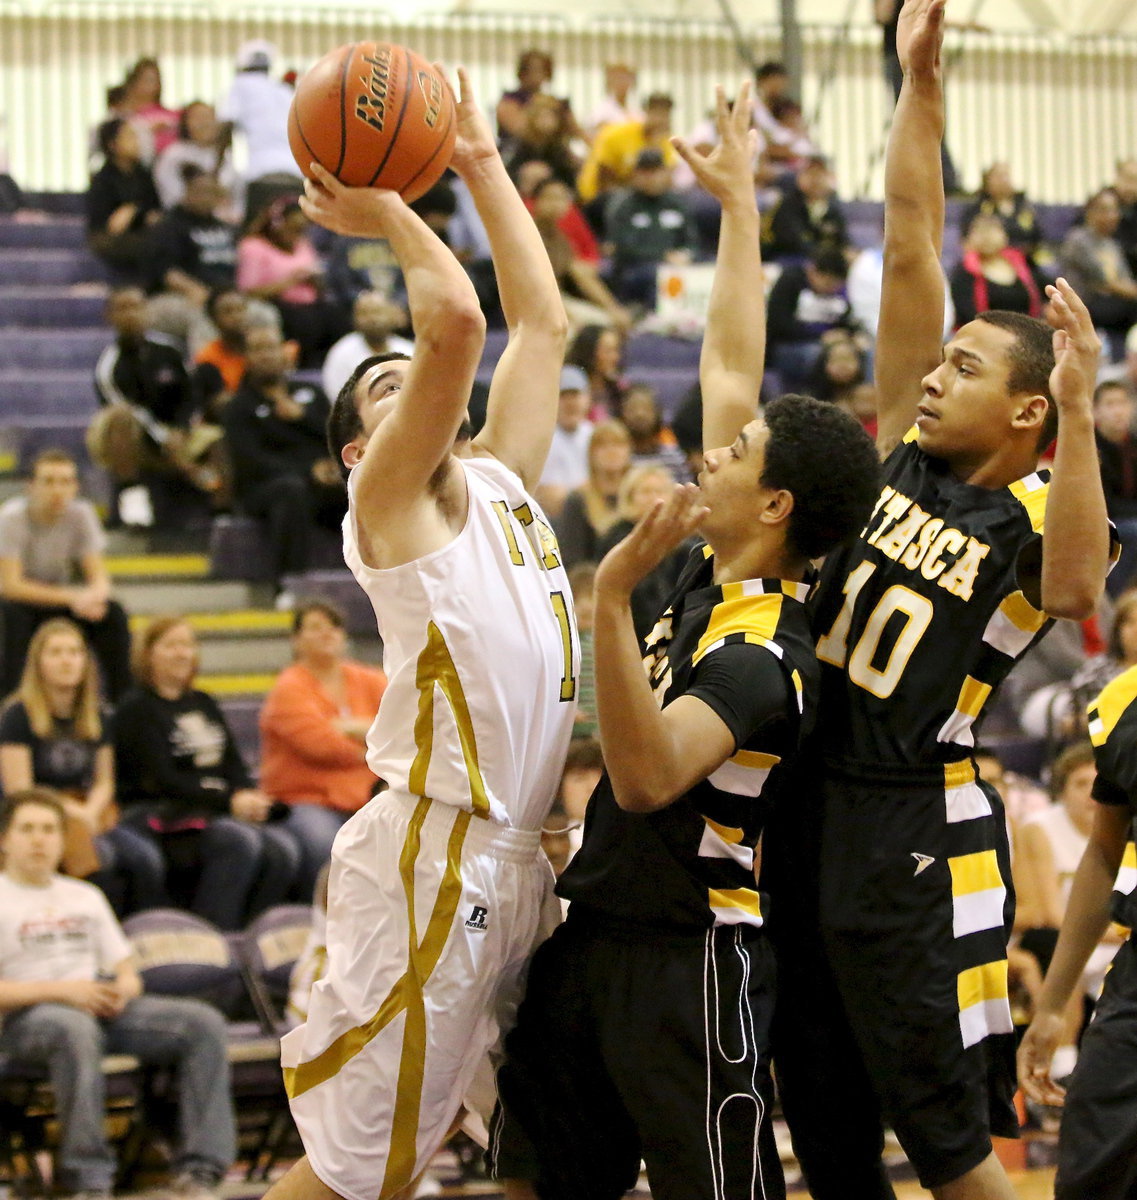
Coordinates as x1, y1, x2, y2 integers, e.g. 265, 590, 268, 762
209, 516, 344, 583
623, 333, 702, 370
278, 569, 374, 635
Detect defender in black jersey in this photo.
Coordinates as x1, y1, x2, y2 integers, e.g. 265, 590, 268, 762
489, 87, 880, 1200
768, 3, 1113, 1199
1018, 667, 1137, 1200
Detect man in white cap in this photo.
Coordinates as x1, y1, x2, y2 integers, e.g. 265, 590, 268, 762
535, 364, 593, 519
219, 40, 302, 225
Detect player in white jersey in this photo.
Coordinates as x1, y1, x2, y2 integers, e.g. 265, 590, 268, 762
265, 70, 576, 1200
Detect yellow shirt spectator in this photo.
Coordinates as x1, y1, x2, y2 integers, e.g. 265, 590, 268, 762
577, 95, 676, 203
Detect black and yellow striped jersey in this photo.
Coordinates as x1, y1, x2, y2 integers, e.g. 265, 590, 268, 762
557, 545, 818, 933
811, 429, 1056, 770
1087, 665, 1137, 928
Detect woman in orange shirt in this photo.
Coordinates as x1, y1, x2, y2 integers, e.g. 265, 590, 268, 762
259, 601, 387, 897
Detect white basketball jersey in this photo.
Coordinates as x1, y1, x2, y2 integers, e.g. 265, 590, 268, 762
343, 455, 580, 831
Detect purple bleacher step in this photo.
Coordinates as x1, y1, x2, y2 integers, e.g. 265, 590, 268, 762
210, 516, 344, 583
0, 328, 109, 370
279, 569, 372, 635
618, 365, 697, 419
0, 216, 88, 250
0, 370, 97, 415
0, 287, 108, 327
623, 333, 702, 370
0, 248, 109, 286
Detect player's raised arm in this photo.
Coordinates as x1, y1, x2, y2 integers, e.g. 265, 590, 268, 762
875, 0, 948, 457
444, 67, 568, 490
300, 164, 484, 515
672, 83, 764, 452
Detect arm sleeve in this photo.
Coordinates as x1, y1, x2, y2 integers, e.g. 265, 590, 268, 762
1093, 699, 1137, 808
0, 702, 33, 746
91, 889, 133, 972
685, 643, 794, 753
222, 395, 304, 486
203, 692, 254, 791
0, 506, 27, 563
85, 171, 116, 232
76, 502, 107, 558
949, 264, 977, 327
765, 271, 804, 343
1061, 231, 1104, 287
551, 492, 597, 570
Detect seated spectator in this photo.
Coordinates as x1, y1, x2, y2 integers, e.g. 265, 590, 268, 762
153, 100, 242, 222
0, 618, 164, 915
517, 159, 600, 268
321, 290, 412, 403
502, 93, 581, 189
0, 450, 130, 700
566, 323, 629, 420
589, 62, 642, 138
147, 168, 238, 355
536, 365, 595, 519
805, 335, 877, 436
218, 40, 302, 225
259, 602, 387, 896
193, 286, 253, 413
761, 98, 819, 178
86, 118, 161, 284
286, 861, 330, 1029
1114, 158, 1137, 276
577, 94, 679, 210
221, 324, 345, 594
846, 233, 956, 340
605, 150, 697, 308
90, 286, 220, 526
1060, 189, 1137, 350
114, 616, 299, 930
595, 464, 697, 639
237, 197, 345, 367
110, 56, 180, 161
766, 245, 859, 388
0, 788, 236, 1200
1099, 321, 1137, 393
618, 382, 690, 480
1095, 380, 1137, 594
531, 179, 631, 335
958, 162, 1044, 265
568, 564, 598, 739
751, 61, 794, 165
320, 230, 404, 312
496, 49, 583, 156
949, 212, 1042, 329
761, 155, 849, 263
553, 420, 632, 568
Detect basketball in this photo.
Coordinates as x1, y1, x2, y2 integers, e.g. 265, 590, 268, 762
288, 41, 457, 202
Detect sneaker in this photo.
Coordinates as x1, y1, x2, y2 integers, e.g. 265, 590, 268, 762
168, 1170, 222, 1200
274, 588, 296, 611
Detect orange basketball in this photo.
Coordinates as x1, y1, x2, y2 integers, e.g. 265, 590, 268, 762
288, 41, 457, 202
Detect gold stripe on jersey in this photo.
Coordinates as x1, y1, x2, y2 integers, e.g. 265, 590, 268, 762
790, 668, 805, 714
903, 425, 919, 444
1089, 666, 1137, 747
944, 759, 993, 825
950, 850, 1007, 938
708, 886, 764, 927
693, 589, 784, 666
707, 750, 781, 800
410, 622, 491, 818
937, 676, 993, 748
698, 819, 756, 869
1117, 842, 1137, 899
1007, 473, 1048, 534
957, 959, 1013, 1049
982, 590, 1048, 659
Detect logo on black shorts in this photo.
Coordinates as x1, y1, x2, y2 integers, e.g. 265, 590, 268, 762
911, 852, 936, 876
465, 904, 489, 932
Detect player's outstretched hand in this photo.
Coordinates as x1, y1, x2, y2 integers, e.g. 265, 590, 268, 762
1016, 1009, 1067, 1106
299, 162, 406, 237
596, 483, 708, 599
671, 81, 758, 206
897, 0, 946, 78
1046, 276, 1101, 414
440, 65, 499, 178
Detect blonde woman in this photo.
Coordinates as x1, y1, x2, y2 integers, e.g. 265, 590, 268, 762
552, 420, 632, 568
0, 617, 165, 914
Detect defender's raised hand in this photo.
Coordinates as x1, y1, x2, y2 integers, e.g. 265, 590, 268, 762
671, 81, 758, 205
897, 0, 946, 77
596, 484, 708, 599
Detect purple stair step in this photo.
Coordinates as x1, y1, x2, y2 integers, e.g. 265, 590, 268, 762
278, 569, 372, 635
0, 288, 108, 327
0, 249, 109, 286
0, 329, 108, 370
210, 516, 344, 583
0, 217, 88, 250
0, 370, 97, 415
623, 333, 702, 370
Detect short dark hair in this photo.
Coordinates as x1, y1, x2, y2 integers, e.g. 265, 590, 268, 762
96, 117, 128, 158
1094, 380, 1131, 405
0, 788, 66, 835
326, 352, 413, 477
974, 310, 1056, 448
29, 447, 77, 478
292, 600, 345, 634
206, 285, 244, 320
760, 394, 881, 561
809, 245, 848, 279
756, 61, 787, 80
1049, 740, 1095, 799
531, 176, 569, 202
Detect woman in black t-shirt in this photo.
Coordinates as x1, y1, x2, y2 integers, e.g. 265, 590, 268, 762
0, 617, 165, 914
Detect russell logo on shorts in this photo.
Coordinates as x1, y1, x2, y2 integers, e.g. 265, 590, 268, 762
465, 904, 489, 932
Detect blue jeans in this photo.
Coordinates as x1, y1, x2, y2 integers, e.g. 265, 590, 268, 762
91, 824, 168, 917
0, 996, 236, 1191
279, 803, 350, 902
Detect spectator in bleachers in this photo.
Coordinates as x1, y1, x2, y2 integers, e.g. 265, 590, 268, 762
517, 158, 601, 269
566, 323, 629, 419
552, 420, 631, 568
958, 161, 1044, 266
766, 244, 859, 389
846, 231, 956, 342
502, 93, 581, 189
1060, 188, 1137, 350
192, 287, 252, 413
285, 861, 330, 1029
154, 101, 242, 223
531, 178, 632, 335
237, 197, 344, 367
91, 286, 221, 526
595, 463, 696, 639
0, 788, 237, 1200
605, 149, 697, 308
259, 602, 387, 897
589, 62, 642, 137
751, 61, 795, 167
806, 334, 878, 437
495, 49, 583, 156
761, 154, 849, 263
86, 118, 161, 285
535, 365, 594, 519
568, 563, 598, 739
218, 40, 302, 226
949, 211, 1043, 329
114, 616, 299, 930
577, 93, 679, 209
1112, 158, 1137, 275
762, 98, 820, 179
618, 382, 690, 480
0, 449, 131, 700
221, 324, 345, 594
320, 290, 412, 404
0, 618, 165, 915
319, 228, 404, 312
147, 168, 238, 355
110, 57, 180, 162
1093, 380, 1137, 594
1098, 321, 1137, 394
